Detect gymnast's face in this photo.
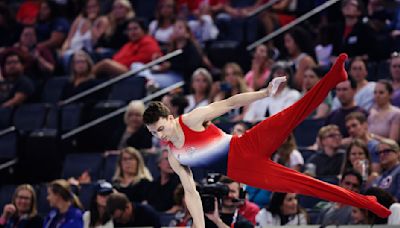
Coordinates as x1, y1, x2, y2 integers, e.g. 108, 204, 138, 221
146, 115, 175, 142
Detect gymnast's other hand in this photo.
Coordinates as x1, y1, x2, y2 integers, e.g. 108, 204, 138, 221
265, 76, 287, 96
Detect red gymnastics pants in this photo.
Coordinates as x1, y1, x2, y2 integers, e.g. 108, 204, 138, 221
226, 53, 391, 218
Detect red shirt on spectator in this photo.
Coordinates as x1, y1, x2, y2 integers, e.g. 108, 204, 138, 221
112, 35, 161, 68
16, 0, 41, 25
238, 199, 260, 225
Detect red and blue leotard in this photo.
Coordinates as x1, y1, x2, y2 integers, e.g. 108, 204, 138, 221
168, 54, 391, 218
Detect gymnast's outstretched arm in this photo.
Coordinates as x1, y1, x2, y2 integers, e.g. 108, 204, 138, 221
168, 150, 205, 228
183, 77, 287, 128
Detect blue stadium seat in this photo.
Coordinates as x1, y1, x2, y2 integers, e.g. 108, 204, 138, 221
102, 154, 119, 182
36, 184, 51, 216
144, 153, 160, 180
41, 77, 69, 103
13, 104, 48, 132
298, 148, 317, 164
298, 194, 324, 209
46, 104, 82, 131
306, 208, 321, 225
294, 118, 325, 147
61, 153, 104, 181
78, 183, 96, 210
0, 130, 17, 160
376, 59, 390, 80
0, 185, 17, 214
0, 107, 13, 129
108, 77, 146, 102
159, 212, 175, 227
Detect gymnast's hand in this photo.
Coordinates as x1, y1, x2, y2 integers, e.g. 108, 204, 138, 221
266, 76, 287, 96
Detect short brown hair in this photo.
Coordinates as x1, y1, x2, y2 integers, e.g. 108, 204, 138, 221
345, 111, 367, 124
143, 101, 171, 124
106, 192, 130, 215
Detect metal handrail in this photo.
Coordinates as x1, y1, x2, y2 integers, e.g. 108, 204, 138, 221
247, 0, 280, 18
0, 126, 16, 137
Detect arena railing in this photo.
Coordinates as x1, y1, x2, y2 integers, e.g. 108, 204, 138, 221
0, 126, 17, 171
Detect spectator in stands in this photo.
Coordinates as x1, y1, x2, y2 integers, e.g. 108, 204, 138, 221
305, 125, 345, 177
325, 78, 367, 137
213, 62, 249, 123
368, 79, 400, 142
112, 147, 153, 203
168, 184, 192, 226
184, 68, 213, 113
43, 179, 84, 228
331, 0, 375, 59
362, 187, 397, 224
273, 133, 304, 172
284, 27, 317, 90
187, 2, 219, 46
332, 57, 376, 111
14, 25, 55, 79
373, 138, 400, 201
317, 170, 362, 226
93, 18, 161, 78
390, 52, 400, 107
108, 100, 153, 151
35, 0, 69, 50
83, 181, 114, 228
205, 176, 254, 227
149, 0, 176, 50
105, 192, 160, 227
153, 19, 204, 88
0, 50, 35, 107
343, 111, 381, 172
256, 192, 307, 226
0, 184, 43, 227
244, 61, 300, 123
0, 3, 21, 49
146, 148, 180, 212
245, 44, 273, 91
161, 92, 189, 118
93, 0, 134, 58
341, 139, 376, 186
61, 0, 106, 72
60, 50, 97, 101
303, 66, 332, 119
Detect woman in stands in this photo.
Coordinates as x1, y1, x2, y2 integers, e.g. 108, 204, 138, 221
148, 0, 176, 50
43, 179, 84, 228
143, 54, 391, 227
272, 133, 304, 172
256, 192, 308, 226
245, 44, 273, 91
112, 147, 153, 203
0, 184, 43, 228
83, 181, 114, 228
184, 68, 213, 113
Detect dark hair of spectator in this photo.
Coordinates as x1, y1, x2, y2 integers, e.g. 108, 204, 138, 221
143, 101, 172, 125
341, 168, 363, 185
285, 27, 316, 60
39, 0, 59, 22
155, 0, 177, 27
345, 111, 367, 124
127, 18, 148, 33
309, 66, 328, 79
268, 192, 307, 225
105, 192, 130, 215
363, 187, 395, 224
377, 79, 393, 95
1, 50, 24, 69
89, 192, 112, 227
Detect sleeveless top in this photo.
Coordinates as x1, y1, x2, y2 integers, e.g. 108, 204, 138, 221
167, 116, 232, 173
70, 18, 92, 51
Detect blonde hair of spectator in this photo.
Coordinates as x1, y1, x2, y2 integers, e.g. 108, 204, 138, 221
70, 50, 94, 81
124, 100, 145, 125
113, 147, 153, 183
191, 67, 213, 96
48, 179, 83, 210
223, 62, 249, 94
379, 138, 400, 153
107, 0, 135, 37
12, 184, 38, 218
318, 124, 340, 140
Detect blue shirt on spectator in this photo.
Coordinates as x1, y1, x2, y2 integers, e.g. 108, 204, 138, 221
43, 205, 83, 228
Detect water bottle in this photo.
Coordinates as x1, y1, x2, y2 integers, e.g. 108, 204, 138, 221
359, 159, 369, 182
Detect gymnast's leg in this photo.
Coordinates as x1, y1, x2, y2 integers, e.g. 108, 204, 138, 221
237, 53, 348, 158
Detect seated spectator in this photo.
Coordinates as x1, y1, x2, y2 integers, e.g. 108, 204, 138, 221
343, 111, 381, 172
284, 27, 317, 90
92, 0, 134, 59
368, 79, 400, 142
256, 192, 307, 226
60, 50, 98, 101
146, 149, 180, 212
272, 133, 304, 172
105, 192, 160, 227
325, 78, 367, 137
107, 100, 153, 151
0, 50, 35, 107
187, 3, 219, 46
332, 57, 376, 111
161, 92, 189, 118
43, 179, 84, 228
35, 0, 69, 50
341, 139, 376, 187
60, 0, 106, 72
112, 147, 152, 203
245, 44, 273, 91
93, 18, 161, 78
149, 0, 176, 49
0, 184, 43, 227
244, 61, 300, 124
305, 125, 345, 177
317, 170, 362, 226
184, 68, 213, 113
390, 52, 400, 107
83, 181, 114, 228
213, 62, 249, 123
302, 66, 332, 119
372, 138, 400, 201
13, 25, 55, 79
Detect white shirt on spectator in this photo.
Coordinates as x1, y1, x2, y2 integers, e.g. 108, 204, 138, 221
149, 21, 174, 44
389, 203, 400, 225
83, 211, 113, 228
256, 208, 307, 226
273, 149, 304, 169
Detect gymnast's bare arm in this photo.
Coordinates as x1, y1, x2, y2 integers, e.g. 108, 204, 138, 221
168, 150, 205, 228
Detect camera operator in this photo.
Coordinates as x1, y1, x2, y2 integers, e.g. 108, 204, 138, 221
204, 176, 253, 228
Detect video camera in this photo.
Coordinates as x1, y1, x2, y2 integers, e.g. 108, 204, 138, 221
197, 173, 229, 213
